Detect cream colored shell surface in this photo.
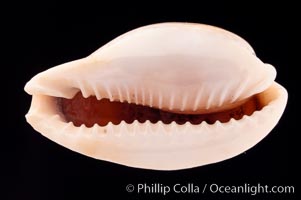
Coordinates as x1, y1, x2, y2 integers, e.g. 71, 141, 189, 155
24, 23, 287, 170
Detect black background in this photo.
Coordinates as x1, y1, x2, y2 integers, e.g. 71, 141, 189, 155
4, 2, 298, 200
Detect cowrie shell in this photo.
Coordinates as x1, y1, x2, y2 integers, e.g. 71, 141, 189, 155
25, 23, 287, 170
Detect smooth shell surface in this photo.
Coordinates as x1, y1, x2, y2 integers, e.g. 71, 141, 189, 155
24, 23, 287, 170
25, 23, 276, 113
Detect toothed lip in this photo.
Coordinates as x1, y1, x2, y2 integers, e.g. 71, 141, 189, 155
24, 22, 288, 170
25, 81, 287, 170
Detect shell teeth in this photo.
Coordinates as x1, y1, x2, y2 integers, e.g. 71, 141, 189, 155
141, 87, 145, 106
91, 123, 102, 136
205, 87, 215, 110
92, 83, 102, 100
183, 122, 192, 133
116, 85, 123, 102
195, 121, 209, 133
241, 114, 253, 124
67, 121, 75, 127
122, 121, 134, 135
168, 92, 175, 110
148, 122, 159, 133
124, 85, 131, 103
148, 89, 153, 107
106, 122, 115, 134
213, 120, 223, 128
218, 85, 229, 107
119, 121, 129, 134
94, 123, 110, 137
65, 121, 75, 130
110, 122, 123, 136
225, 118, 237, 129
158, 91, 163, 109
145, 120, 153, 133
132, 120, 141, 135
81, 116, 247, 134
180, 93, 188, 111
193, 87, 203, 111
169, 121, 179, 134
77, 80, 89, 98
59, 121, 75, 135
231, 78, 249, 103
78, 124, 88, 134
138, 120, 149, 134
134, 86, 138, 105
104, 84, 113, 101
154, 120, 165, 134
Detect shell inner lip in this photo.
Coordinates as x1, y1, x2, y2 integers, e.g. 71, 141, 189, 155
56, 90, 263, 127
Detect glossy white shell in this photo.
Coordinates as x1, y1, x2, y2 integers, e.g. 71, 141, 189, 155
24, 23, 287, 170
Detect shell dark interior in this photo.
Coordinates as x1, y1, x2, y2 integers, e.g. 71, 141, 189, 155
57, 92, 262, 127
